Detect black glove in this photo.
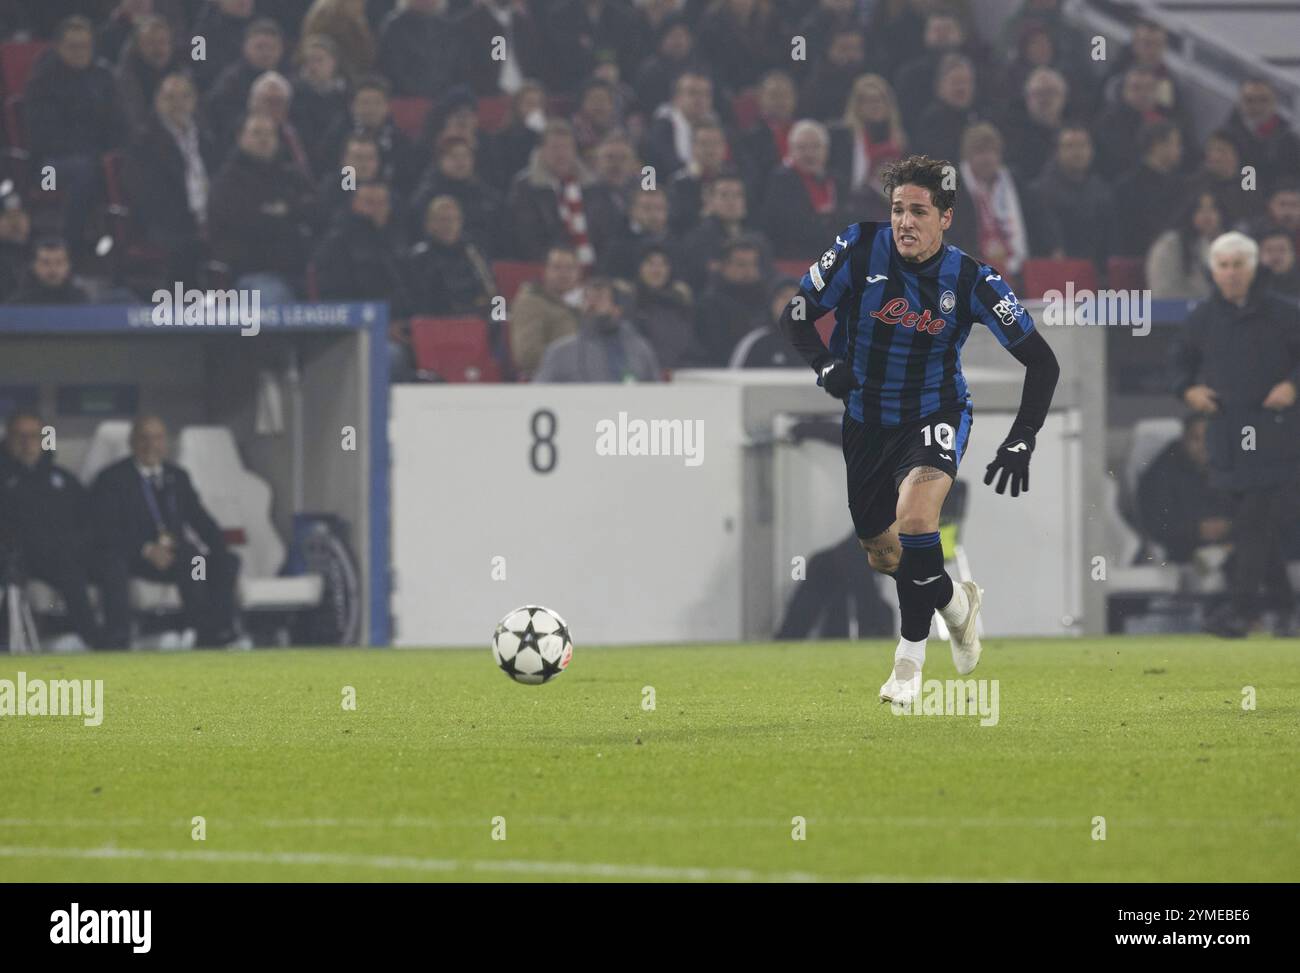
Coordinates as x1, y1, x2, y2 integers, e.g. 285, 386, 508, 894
984, 424, 1036, 497
816, 358, 857, 400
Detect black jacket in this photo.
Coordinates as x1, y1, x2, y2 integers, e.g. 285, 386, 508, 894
454, 3, 543, 97
478, 120, 540, 193
376, 7, 463, 98
5, 277, 89, 305
1027, 162, 1117, 271
0, 450, 93, 560
25, 51, 122, 162
189, 4, 252, 90
1136, 440, 1234, 562
312, 212, 411, 317
678, 214, 771, 294
322, 117, 420, 196
407, 168, 506, 258
403, 236, 495, 317
125, 114, 217, 243
92, 457, 226, 561
639, 113, 690, 177
0, 240, 28, 303
695, 277, 770, 367
204, 61, 266, 148
761, 165, 844, 260
627, 279, 704, 371
1220, 108, 1300, 196
910, 101, 982, 165
1171, 282, 1300, 488
208, 150, 316, 280
542, 0, 645, 94
1112, 163, 1187, 258
505, 161, 621, 262
290, 78, 351, 179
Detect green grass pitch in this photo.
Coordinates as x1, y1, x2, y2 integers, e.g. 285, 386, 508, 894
1, 636, 1297, 882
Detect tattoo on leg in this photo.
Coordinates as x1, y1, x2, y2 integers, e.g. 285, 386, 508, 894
906, 465, 948, 485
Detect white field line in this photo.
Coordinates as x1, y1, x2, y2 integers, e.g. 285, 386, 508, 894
1, 815, 1296, 831
0, 845, 1021, 883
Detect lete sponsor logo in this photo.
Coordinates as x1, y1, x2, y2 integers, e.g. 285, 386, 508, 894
869, 297, 947, 335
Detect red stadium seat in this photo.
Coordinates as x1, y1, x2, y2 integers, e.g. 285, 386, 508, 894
410, 316, 503, 382
1106, 256, 1145, 291
0, 41, 48, 97
0, 43, 48, 159
476, 94, 511, 133
1019, 258, 1097, 299
491, 260, 543, 302
389, 96, 432, 141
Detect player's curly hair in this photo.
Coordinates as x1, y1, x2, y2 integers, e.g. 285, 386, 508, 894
880, 155, 957, 213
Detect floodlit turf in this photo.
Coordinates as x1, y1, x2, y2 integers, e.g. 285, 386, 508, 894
1, 636, 1297, 882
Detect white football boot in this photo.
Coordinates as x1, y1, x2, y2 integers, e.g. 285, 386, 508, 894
944, 580, 983, 675
879, 660, 922, 706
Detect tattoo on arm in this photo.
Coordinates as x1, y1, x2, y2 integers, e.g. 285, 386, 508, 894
906, 465, 949, 485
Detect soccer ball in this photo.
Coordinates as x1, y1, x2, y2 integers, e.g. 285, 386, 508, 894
492, 605, 574, 685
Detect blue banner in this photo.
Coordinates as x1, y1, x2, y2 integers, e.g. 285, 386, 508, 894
0, 301, 389, 334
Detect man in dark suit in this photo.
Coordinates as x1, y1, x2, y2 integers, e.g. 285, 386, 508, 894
93, 416, 242, 649
0, 412, 100, 649
125, 72, 216, 288
1172, 232, 1300, 637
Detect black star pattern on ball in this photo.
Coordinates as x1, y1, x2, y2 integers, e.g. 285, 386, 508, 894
516, 619, 542, 654
497, 609, 570, 683
496, 639, 520, 677
539, 646, 566, 679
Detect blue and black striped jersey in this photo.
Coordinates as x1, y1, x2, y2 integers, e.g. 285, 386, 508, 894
798, 222, 1037, 427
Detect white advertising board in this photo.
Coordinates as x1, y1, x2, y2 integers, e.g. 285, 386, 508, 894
390, 385, 747, 646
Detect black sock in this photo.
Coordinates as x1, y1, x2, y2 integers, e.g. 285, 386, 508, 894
894, 531, 953, 641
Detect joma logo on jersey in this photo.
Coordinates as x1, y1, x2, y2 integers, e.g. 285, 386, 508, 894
869, 298, 947, 335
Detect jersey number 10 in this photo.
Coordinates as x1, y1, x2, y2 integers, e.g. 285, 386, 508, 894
921, 422, 956, 451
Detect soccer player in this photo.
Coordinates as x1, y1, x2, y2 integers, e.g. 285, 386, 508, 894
779, 155, 1060, 704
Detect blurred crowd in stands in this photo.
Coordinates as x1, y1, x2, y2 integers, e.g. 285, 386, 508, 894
0, 0, 1298, 381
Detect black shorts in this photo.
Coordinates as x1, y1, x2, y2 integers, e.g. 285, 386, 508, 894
841, 402, 974, 540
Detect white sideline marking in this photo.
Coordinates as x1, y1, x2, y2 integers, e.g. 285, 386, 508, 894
0, 845, 1013, 883
2, 815, 1296, 831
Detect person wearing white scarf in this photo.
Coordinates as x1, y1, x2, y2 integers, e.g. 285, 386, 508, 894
959, 124, 1028, 276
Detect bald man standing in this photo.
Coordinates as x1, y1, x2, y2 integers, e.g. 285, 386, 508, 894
92, 416, 242, 649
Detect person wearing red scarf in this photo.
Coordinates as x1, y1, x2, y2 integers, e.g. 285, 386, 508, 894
1221, 78, 1300, 197
763, 119, 842, 260
737, 69, 796, 202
